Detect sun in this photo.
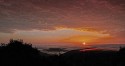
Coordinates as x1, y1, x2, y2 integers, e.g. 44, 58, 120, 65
82, 42, 86, 45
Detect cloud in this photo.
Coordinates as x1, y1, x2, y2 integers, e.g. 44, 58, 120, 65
0, 0, 125, 37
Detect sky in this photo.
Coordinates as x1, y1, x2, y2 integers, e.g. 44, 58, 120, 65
0, 0, 125, 47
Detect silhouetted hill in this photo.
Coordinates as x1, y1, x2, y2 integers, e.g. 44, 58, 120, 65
1, 39, 125, 66
59, 49, 117, 66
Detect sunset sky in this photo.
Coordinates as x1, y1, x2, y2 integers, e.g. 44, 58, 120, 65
0, 0, 125, 47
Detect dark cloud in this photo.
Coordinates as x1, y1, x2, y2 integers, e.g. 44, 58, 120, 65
0, 0, 125, 37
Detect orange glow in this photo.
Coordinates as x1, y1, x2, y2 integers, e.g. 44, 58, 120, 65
82, 42, 86, 45
60, 31, 111, 45
0, 28, 124, 47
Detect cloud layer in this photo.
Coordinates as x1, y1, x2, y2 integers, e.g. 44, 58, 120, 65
0, 0, 125, 37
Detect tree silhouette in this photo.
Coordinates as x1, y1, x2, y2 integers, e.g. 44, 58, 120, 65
0, 39, 45, 66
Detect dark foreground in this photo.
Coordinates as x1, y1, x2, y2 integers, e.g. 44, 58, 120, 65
0, 40, 125, 66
